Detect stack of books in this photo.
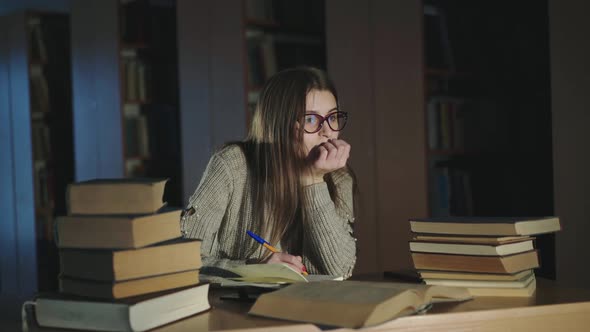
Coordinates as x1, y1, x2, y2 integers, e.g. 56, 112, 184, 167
31, 178, 209, 332
409, 216, 561, 297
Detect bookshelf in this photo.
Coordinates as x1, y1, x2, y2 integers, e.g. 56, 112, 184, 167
0, 11, 74, 293
117, 0, 182, 207
423, 4, 474, 218
422, 1, 555, 278
243, 0, 326, 119
27, 12, 74, 292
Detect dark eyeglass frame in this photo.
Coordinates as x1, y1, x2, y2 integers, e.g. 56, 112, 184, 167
303, 111, 349, 134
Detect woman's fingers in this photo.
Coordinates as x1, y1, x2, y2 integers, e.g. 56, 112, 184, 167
267, 252, 306, 273
323, 140, 338, 160
321, 139, 350, 168
307, 139, 351, 181
331, 139, 349, 165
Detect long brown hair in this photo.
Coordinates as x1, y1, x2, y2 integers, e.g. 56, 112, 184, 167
239, 67, 350, 259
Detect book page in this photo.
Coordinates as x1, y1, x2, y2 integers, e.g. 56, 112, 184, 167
257, 281, 423, 304
227, 263, 308, 283
424, 285, 472, 303
249, 281, 431, 328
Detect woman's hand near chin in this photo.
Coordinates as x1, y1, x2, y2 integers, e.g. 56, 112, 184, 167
303, 139, 351, 186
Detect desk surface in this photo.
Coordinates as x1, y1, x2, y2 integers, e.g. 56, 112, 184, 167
27, 277, 590, 332
152, 277, 590, 332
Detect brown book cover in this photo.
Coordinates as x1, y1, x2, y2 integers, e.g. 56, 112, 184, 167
56, 209, 182, 249
59, 239, 201, 281
249, 280, 472, 328
59, 269, 200, 299
409, 216, 561, 236
66, 178, 168, 215
411, 250, 539, 274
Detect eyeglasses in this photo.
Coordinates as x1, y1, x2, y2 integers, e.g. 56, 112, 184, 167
303, 111, 348, 134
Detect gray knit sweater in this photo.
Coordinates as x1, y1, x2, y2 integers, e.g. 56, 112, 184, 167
181, 145, 357, 278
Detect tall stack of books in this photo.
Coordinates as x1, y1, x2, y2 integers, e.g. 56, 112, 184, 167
409, 216, 561, 297
31, 178, 209, 332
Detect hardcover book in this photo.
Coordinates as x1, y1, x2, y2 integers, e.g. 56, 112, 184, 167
59, 270, 200, 299
249, 281, 471, 328
59, 239, 201, 281
67, 178, 168, 215
57, 209, 182, 249
409, 216, 561, 236
35, 284, 210, 332
411, 250, 539, 274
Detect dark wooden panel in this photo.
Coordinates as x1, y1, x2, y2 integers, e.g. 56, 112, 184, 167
549, 0, 590, 286
372, 0, 427, 271
326, 0, 380, 274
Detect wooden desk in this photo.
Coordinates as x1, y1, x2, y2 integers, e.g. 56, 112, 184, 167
153, 277, 590, 332
26, 278, 590, 332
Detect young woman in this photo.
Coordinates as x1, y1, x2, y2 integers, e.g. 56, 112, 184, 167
181, 67, 357, 278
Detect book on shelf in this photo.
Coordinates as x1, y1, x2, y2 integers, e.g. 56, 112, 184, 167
427, 99, 466, 151
428, 163, 473, 217
426, 100, 439, 150
249, 280, 472, 328
28, 17, 48, 63
31, 122, 51, 161
409, 216, 561, 236
66, 178, 168, 215
56, 209, 182, 249
33, 161, 54, 209
411, 250, 539, 274
29, 64, 50, 113
137, 114, 150, 156
125, 114, 151, 158
409, 238, 534, 256
122, 56, 150, 102
59, 269, 200, 299
33, 283, 210, 332
418, 269, 533, 281
59, 238, 202, 281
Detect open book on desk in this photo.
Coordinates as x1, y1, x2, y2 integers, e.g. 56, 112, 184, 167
214, 263, 342, 288
249, 280, 472, 328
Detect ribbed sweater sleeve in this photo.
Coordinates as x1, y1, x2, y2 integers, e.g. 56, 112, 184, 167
301, 172, 356, 278
181, 151, 247, 270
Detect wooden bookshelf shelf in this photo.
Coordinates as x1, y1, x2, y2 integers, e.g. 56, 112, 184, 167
117, 0, 182, 206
